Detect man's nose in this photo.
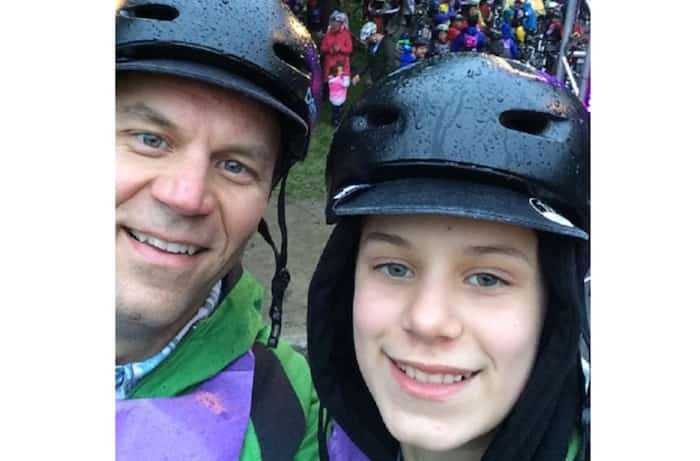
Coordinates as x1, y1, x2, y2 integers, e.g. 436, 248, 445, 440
150, 153, 215, 216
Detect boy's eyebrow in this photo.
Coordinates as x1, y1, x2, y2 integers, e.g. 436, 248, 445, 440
467, 245, 535, 268
117, 103, 176, 130
362, 232, 534, 267
362, 231, 412, 249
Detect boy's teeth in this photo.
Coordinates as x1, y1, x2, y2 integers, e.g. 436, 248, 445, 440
129, 229, 199, 255
396, 362, 467, 385
406, 367, 416, 379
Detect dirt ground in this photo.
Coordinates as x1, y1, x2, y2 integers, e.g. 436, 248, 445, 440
242, 195, 332, 353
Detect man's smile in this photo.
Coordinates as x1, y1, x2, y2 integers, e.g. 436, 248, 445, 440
122, 227, 208, 265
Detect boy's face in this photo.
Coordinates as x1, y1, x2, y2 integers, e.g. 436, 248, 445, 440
438, 30, 448, 42
353, 214, 545, 454
415, 45, 429, 59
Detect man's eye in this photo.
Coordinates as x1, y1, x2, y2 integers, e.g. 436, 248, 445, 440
219, 159, 247, 175
466, 273, 505, 288
136, 133, 166, 149
377, 263, 414, 279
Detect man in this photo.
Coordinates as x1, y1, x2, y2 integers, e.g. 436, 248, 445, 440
353, 21, 399, 85
448, 13, 467, 42
413, 37, 431, 61
115, 1, 322, 459
509, 0, 538, 35
452, 13, 487, 52
431, 23, 452, 57
459, 0, 486, 29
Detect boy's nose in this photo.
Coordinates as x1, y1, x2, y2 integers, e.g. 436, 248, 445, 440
401, 282, 463, 342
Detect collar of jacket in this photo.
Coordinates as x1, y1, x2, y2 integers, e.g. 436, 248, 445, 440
129, 270, 265, 398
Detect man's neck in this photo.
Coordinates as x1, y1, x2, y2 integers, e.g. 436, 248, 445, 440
116, 266, 239, 364
116, 314, 191, 364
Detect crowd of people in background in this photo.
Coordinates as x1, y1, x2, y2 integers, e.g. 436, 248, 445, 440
282, 0, 589, 124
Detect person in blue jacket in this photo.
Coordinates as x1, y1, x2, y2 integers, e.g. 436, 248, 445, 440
433, 1, 456, 24
398, 35, 417, 67
451, 14, 486, 51
499, 18, 520, 59
509, 0, 538, 34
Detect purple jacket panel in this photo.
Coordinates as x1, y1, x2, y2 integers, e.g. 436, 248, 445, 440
116, 351, 255, 461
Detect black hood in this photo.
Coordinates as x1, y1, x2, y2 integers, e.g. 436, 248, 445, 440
307, 219, 587, 461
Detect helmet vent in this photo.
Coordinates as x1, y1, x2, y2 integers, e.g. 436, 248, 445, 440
273, 44, 310, 76
118, 3, 179, 21
499, 110, 552, 136
354, 106, 400, 130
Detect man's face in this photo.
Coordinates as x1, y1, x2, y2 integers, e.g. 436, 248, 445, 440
353, 214, 544, 454
438, 30, 448, 42
116, 73, 279, 338
415, 45, 429, 59
330, 19, 341, 31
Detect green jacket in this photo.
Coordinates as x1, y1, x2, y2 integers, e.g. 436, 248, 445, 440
127, 271, 319, 461
565, 431, 581, 461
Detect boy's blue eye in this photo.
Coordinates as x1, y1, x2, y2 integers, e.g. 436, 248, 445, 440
136, 133, 166, 149
467, 273, 504, 288
378, 263, 414, 279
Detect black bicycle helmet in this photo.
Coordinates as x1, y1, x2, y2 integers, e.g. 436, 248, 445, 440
308, 53, 590, 460
117, 0, 322, 169
116, 0, 323, 347
326, 52, 589, 240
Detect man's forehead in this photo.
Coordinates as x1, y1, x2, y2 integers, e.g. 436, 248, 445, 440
117, 72, 281, 123
117, 73, 281, 154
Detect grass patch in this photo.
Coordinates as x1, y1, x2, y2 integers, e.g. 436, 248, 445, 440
285, 113, 333, 201
286, 8, 371, 200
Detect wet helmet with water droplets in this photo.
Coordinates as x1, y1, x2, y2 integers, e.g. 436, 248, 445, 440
116, 0, 322, 172
325, 53, 589, 240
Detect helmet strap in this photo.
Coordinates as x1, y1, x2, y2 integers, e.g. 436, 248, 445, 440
257, 175, 291, 348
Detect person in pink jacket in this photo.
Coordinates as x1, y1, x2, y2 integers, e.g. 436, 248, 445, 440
320, 11, 353, 85
328, 63, 351, 126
